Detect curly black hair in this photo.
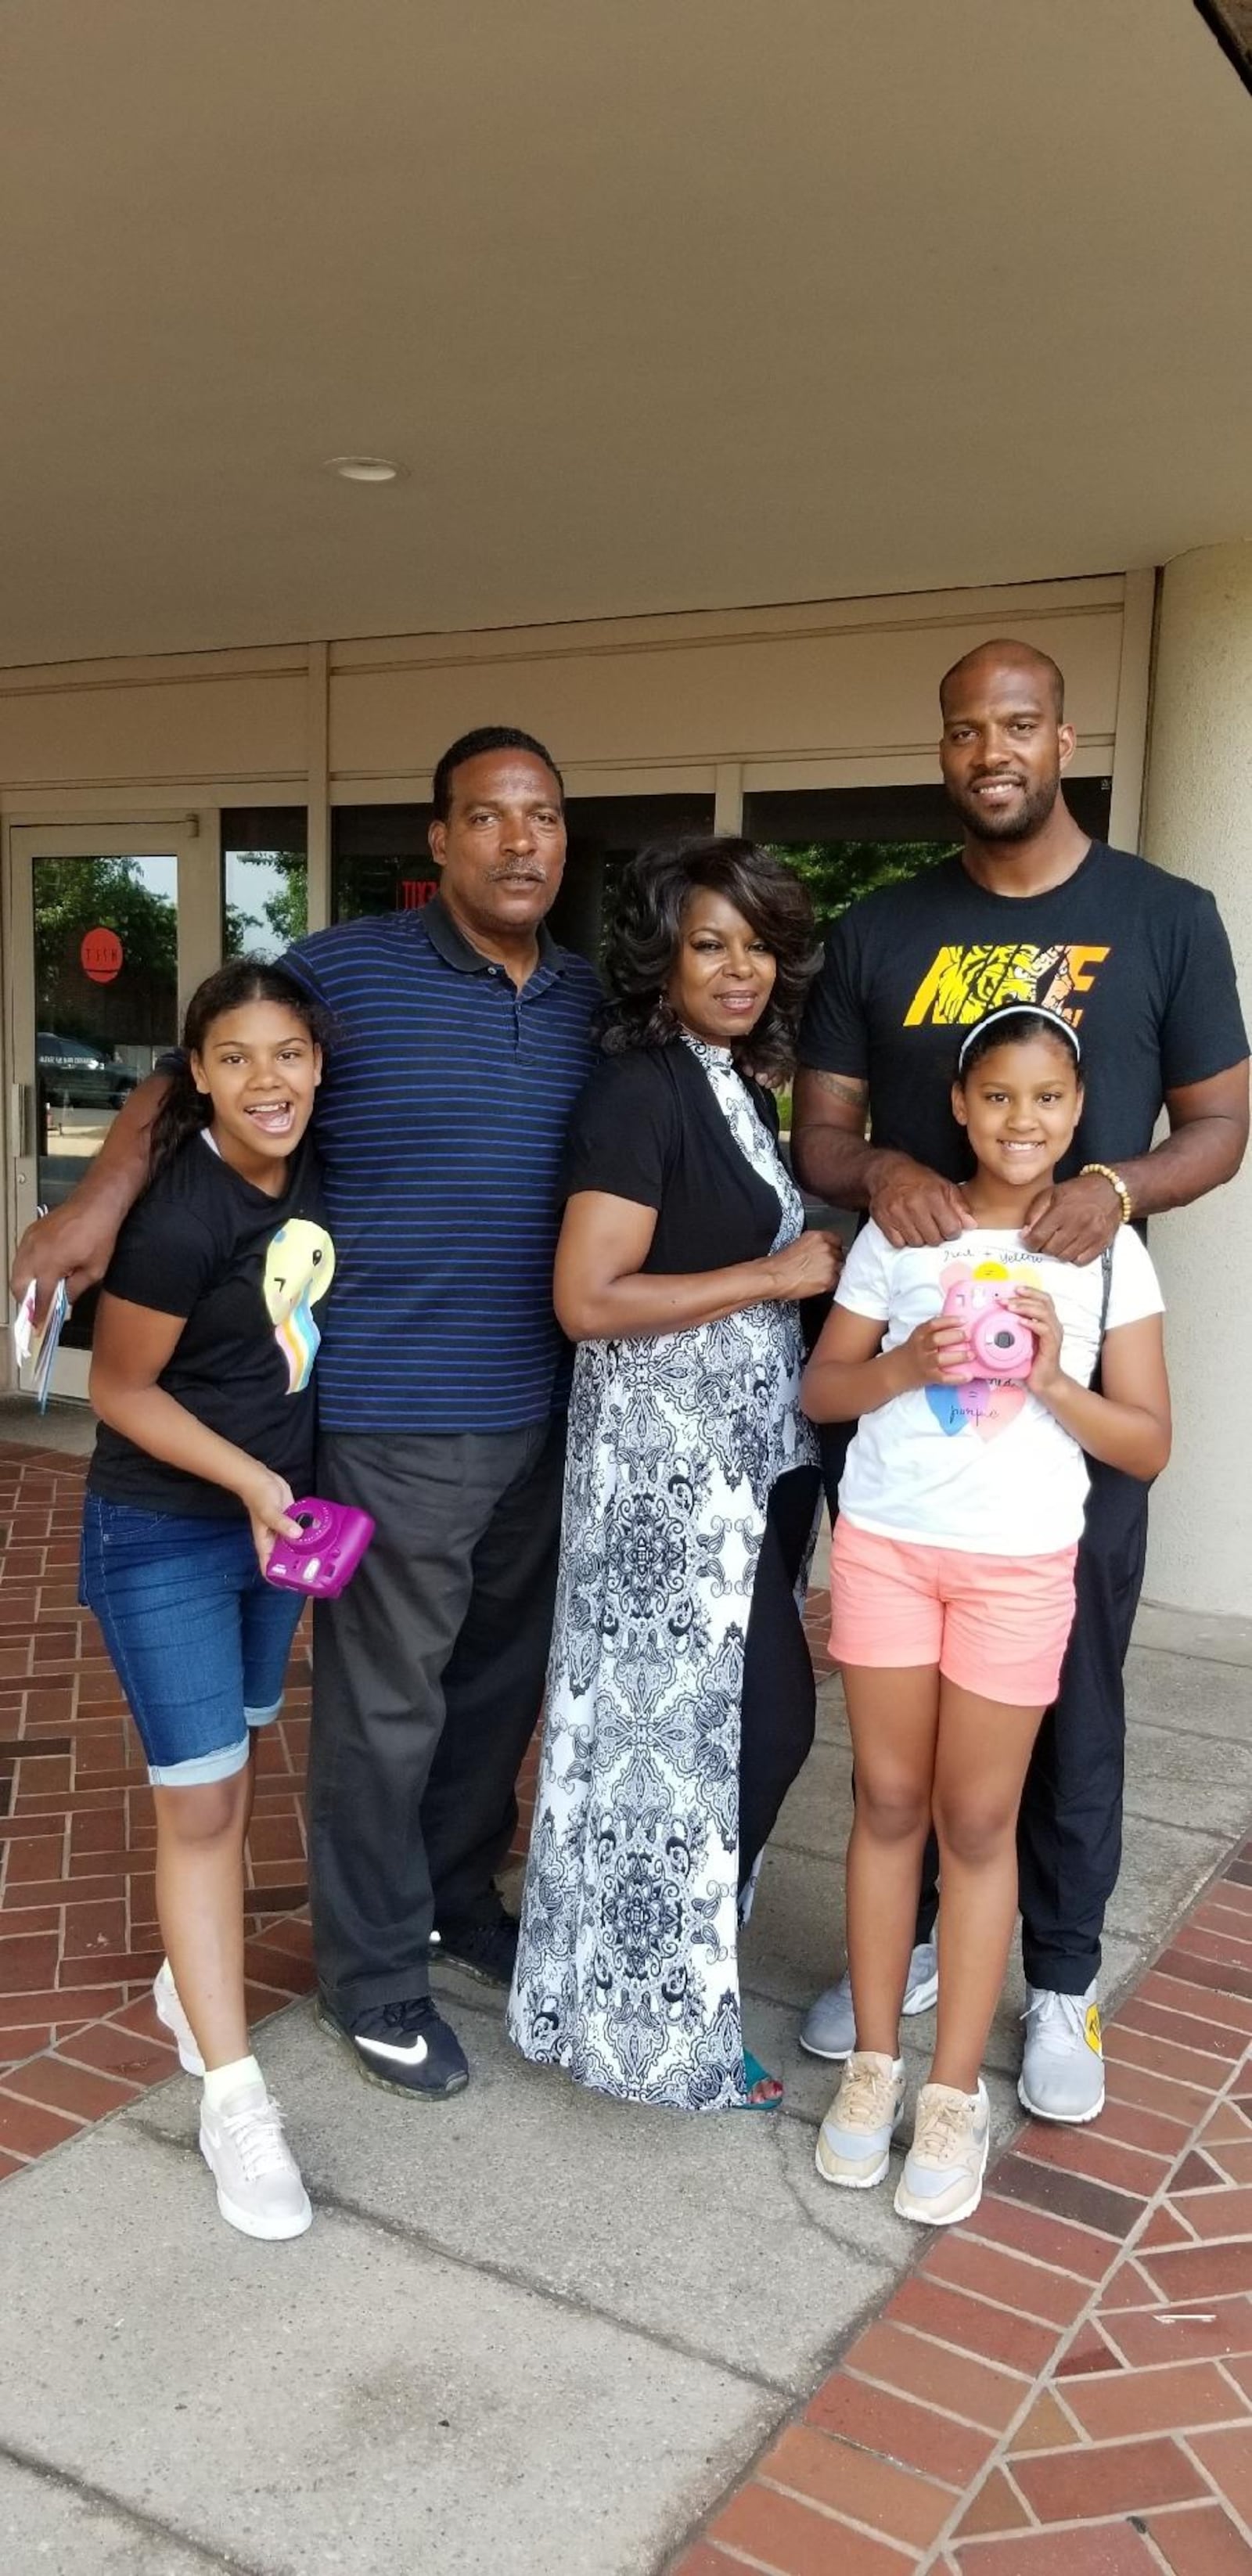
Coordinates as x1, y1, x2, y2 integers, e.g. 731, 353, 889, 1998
599, 836, 820, 1084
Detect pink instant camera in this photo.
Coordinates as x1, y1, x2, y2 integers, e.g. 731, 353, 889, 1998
939, 1275, 1037, 1382
265, 1496, 376, 1598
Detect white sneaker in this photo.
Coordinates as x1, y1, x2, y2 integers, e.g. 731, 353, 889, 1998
895, 2078, 990, 2227
1019, 1981, 1105, 2124
199, 2079, 312, 2241
815, 2052, 906, 2189
800, 1941, 939, 2063
153, 1961, 205, 2078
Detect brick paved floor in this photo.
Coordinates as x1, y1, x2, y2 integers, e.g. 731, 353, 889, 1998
0, 1441, 317, 2164
669, 1844, 1252, 2572
4, 1435, 1251, 2569
0, 1435, 545, 2169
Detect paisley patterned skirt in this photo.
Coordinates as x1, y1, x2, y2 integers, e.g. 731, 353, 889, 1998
506, 1298, 817, 2110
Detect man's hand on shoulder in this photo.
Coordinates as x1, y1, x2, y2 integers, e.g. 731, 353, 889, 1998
1023, 1171, 1122, 1264
870, 1157, 972, 1250
793, 1068, 971, 1243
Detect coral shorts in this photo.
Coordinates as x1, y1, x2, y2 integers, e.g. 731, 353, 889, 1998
829, 1516, 1078, 1709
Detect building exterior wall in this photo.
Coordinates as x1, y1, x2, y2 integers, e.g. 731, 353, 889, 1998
17, 567, 1224, 1588
0, 575, 1132, 824
1141, 542, 1252, 1618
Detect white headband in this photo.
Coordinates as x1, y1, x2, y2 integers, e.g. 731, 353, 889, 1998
956, 1004, 1082, 1074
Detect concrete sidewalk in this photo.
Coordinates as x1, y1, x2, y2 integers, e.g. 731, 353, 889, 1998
2, 1600, 1250, 2576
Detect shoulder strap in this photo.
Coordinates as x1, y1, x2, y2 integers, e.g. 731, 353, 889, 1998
1098, 1239, 1115, 1341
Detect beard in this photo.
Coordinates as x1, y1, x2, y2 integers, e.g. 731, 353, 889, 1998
948, 767, 1062, 842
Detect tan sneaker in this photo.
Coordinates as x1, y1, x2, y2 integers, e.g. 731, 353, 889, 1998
815, 2051, 906, 2189
894, 2078, 990, 2226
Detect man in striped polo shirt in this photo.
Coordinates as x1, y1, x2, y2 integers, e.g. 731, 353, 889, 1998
12, 727, 601, 2106
290, 729, 599, 2099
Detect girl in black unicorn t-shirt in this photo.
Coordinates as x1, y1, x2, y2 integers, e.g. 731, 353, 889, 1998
81, 959, 333, 2241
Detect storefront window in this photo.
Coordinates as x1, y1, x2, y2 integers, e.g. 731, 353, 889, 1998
556, 794, 716, 959
222, 808, 308, 959
331, 794, 718, 962
332, 807, 435, 923
743, 781, 1112, 930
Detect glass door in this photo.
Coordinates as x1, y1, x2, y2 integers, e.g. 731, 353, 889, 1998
6, 823, 210, 1398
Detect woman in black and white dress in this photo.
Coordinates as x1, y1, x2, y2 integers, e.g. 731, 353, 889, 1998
507, 839, 840, 2110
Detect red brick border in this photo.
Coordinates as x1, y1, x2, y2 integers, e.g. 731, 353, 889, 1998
670, 1843, 1252, 2574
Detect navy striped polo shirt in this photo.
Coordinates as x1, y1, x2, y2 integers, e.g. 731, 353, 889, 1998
285, 898, 601, 1433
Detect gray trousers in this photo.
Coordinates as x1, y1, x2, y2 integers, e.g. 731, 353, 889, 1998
307, 1419, 566, 2021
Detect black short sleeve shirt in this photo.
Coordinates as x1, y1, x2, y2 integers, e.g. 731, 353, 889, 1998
87, 1132, 333, 1516
560, 1043, 786, 1271
798, 842, 1247, 1183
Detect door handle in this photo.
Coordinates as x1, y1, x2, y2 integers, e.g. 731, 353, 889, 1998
11, 1082, 35, 1159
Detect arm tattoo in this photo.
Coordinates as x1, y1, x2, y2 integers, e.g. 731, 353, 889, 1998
811, 1070, 869, 1112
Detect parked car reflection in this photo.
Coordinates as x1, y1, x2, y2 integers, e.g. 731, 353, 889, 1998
37, 1033, 139, 1110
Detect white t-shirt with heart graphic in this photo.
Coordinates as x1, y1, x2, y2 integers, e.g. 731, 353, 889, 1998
832, 1223, 1164, 1556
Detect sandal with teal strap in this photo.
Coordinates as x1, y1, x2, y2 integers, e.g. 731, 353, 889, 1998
737, 2049, 783, 2110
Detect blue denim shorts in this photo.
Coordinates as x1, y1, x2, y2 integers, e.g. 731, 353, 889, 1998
80, 1494, 304, 1787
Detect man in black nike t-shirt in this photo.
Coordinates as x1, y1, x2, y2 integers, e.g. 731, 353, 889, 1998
793, 637, 1248, 2124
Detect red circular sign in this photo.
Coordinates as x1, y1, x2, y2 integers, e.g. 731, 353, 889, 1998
81, 927, 123, 984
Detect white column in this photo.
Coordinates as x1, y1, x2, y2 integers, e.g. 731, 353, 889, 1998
1141, 542, 1252, 1617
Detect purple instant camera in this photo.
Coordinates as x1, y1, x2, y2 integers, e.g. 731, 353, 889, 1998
265, 1496, 376, 1599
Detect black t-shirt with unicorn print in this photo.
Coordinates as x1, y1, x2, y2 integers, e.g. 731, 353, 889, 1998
87, 1131, 334, 1518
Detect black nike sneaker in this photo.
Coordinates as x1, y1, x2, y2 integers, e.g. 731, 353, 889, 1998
433, 1912, 519, 1989
315, 1994, 469, 2100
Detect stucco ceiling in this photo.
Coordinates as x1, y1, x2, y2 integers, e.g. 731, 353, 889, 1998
1, 0, 1250, 667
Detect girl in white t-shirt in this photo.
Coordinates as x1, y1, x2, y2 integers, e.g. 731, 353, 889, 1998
800, 1003, 1171, 2229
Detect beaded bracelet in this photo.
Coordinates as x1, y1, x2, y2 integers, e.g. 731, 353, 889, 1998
1081, 1162, 1133, 1224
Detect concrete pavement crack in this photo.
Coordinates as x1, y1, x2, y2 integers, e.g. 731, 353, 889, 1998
0, 2436, 282, 2576
1129, 1640, 1252, 1675
127, 2119, 795, 2401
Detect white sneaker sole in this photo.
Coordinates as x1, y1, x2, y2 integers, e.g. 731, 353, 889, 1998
815, 2106, 905, 2191
1016, 2071, 1106, 2126
153, 1978, 205, 2078
799, 1967, 940, 2065
815, 2138, 892, 2189
199, 2130, 313, 2240
894, 2133, 990, 2229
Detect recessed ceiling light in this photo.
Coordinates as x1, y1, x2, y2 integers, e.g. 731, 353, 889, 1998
326, 456, 404, 484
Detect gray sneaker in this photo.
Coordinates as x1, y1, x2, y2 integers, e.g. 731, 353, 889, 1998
1018, 1981, 1105, 2124
199, 2078, 312, 2241
799, 1940, 940, 2063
